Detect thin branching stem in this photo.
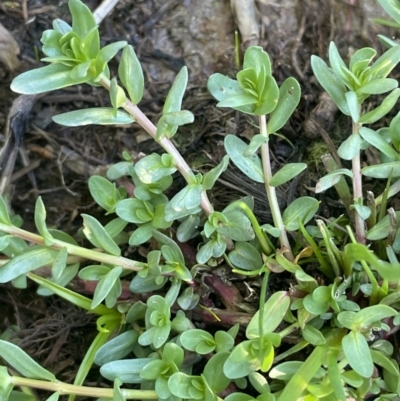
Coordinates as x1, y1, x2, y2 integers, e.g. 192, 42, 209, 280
351, 121, 366, 244
259, 115, 294, 261
10, 376, 157, 399
99, 75, 214, 217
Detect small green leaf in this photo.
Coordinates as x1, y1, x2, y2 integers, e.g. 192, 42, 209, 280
369, 44, 400, 79
342, 331, 373, 378
218, 209, 255, 241
51, 247, 68, 281
269, 163, 307, 187
100, 358, 152, 383
370, 349, 399, 376
163, 110, 194, 126
82, 214, 121, 256
315, 168, 353, 193
134, 153, 176, 184
164, 67, 188, 114
110, 78, 126, 117
350, 305, 397, 330
328, 42, 351, 87
311, 55, 350, 115
345, 91, 360, 122
94, 330, 139, 366
359, 89, 400, 124
88, 175, 123, 214
164, 184, 203, 221
95, 41, 127, 76
337, 133, 363, 160
247, 292, 290, 338
180, 329, 215, 354
358, 78, 398, 95
243, 46, 272, 77
118, 45, 144, 104
359, 127, 399, 161
283, 196, 319, 231
203, 155, 230, 190
0, 246, 57, 283
268, 77, 301, 133
0, 196, 12, 225
0, 340, 56, 381
390, 111, 400, 151
204, 352, 231, 393
362, 161, 400, 178
53, 108, 134, 126
228, 241, 262, 271
91, 266, 123, 309
302, 324, 326, 346
34, 197, 54, 245
224, 135, 264, 183
11, 63, 89, 95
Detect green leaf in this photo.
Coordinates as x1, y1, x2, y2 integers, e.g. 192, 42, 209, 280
91, 266, 123, 309
328, 42, 351, 87
82, 214, 121, 256
247, 291, 290, 338
0, 340, 56, 381
362, 161, 400, 178
224, 340, 259, 379
278, 345, 327, 401
53, 108, 134, 126
267, 77, 301, 133
95, 41, 127, 76
203, 352, 231, 393
100, 358, 151, 383
345, 91, 360, 122
94, 330, 139, 366
311, 55, 350, 115
164, 184, 203, 221
350, 305, 397, 330
378, 0, 400, 25
342, 331, 373, 378
359, 127, 399, 161
163, 110, 194, 126
34, 197, 54, 245
283, 196, 319, 231
118, 45, 144, 104
316, 168, 353, 193
134, 153, 176, 184
180, 329, 215, 354
110, 78, 126, 116
359, 89, 400, 124
228, 241, 262, 271
243, 46, 272, 76
218, 209, 254, 241
390, 111, 400, 151
203, 155, 230, 190
11, 63, 89, 94
369, 44, 400, 79
358, 78, 398, 95
69, 0, 98, 44
269, 163, 307, 187
349, 47, 376, 71
88, 175, 123, 214
337, 133, 363, 160
0, 246, 57, 283
163, 67, 188, 114
302, 324, 326, 346
0, 196, 12, 225
224, 134, 264, 183
51, 247, 68, 281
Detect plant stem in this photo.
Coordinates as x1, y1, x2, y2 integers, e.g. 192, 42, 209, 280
259, 115, 294, 261
0, 222, 142, 271
352, 121, 366, 244
10, 377, 157, 399
99, 76, 214, 217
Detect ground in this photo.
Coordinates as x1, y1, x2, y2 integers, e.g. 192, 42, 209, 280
0, 0, 396, 395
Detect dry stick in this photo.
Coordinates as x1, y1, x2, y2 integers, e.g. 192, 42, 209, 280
100, 76, 215, 217
259, 115, 294, 261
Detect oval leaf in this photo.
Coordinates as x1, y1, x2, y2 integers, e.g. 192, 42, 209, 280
283, 196, 319, 231
269, 163, 307, 187
53, 108, 134, 126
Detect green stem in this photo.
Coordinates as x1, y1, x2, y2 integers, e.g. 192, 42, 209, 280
237, 201, 273, 255
351, 121, 366, 244
99, 75, 214, 217
259, 115, 293, 261
258, 270, 270, 363
0, 222, 142, 271
10, 377, 157, 399
278, 322, 300, 338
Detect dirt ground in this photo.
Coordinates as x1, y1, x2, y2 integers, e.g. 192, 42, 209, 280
0, 0, 397, 392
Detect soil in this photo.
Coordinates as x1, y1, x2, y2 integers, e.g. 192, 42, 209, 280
0, 0, 397, 396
